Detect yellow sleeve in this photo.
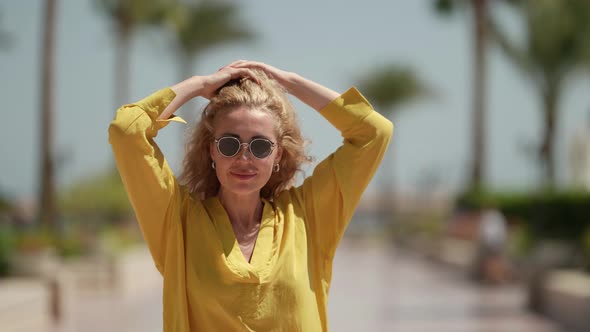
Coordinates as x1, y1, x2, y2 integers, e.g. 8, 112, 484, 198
108, 88, 187, 274
295, 87, 393, 259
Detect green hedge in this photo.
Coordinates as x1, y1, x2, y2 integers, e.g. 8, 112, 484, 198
457, 190, 590, 243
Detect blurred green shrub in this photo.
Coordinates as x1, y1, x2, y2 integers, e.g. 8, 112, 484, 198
0, 196, 10, 213
391, 211, 447, 241
60, 168, 132, 223
507, 224, 534, 258
15, 228, 56, 252
59, 168, 142, 256
584, 228, 590, 271
0, 225, 16, 277
458, 190, 590, 242
458, 190, 590, 268
99, 222, 144, 255
55, 223, 95, 259
0, 227, 57, 277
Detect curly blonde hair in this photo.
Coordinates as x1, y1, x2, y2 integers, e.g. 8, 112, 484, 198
179, 70, 310, 200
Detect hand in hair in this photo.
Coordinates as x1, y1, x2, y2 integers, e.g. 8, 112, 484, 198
225, 60, 295, 93
228, 60, 339, 112
200, 66, 260, 99
158, 66, 259, 120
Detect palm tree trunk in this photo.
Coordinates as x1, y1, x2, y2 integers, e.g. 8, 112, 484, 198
39, 0, 57, 229
469, 0, 488, 191
540, 84, 560, 188
382, 139, 396, 218
114, 22, 130, 109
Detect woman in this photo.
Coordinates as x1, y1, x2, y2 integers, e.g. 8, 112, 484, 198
109, 60, 393, 331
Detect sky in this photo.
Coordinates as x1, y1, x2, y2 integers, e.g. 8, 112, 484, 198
0, 0, 589, 200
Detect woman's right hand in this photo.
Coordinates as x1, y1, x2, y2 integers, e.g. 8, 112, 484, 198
159, 67, 259, 120
198, 66, 260, 100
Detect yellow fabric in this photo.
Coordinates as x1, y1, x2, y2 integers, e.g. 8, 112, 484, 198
108, 87, 393, 332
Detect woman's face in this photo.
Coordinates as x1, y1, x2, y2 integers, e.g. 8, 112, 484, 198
210, 106, 282, 197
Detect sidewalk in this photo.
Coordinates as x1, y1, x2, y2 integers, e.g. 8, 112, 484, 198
50, 239, 564, 332
328, 238, 564, 332
52, 280, 163, 332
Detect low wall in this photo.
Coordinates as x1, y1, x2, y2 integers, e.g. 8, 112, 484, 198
0, 278, 52, 332
541, 270, 590, 332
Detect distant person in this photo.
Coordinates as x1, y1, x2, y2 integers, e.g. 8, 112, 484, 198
108, 61, 393, 331
569, 110, 590, 190
475, 206, 508, 283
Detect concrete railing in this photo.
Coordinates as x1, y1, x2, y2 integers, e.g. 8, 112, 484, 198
0, 245, 161, 331
540, 269, 590, 332
0, 278, 52, 332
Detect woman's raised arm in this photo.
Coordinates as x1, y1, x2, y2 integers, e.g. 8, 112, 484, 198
228, 60, 394, 259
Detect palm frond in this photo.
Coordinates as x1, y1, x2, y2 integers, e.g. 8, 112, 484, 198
165, 1, 255, 57
357, 65, 431, 115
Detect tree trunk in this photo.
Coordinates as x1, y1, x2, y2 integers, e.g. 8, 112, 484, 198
377, 118, 395, 193
114, 22, 130, 109
469, 0, 488, 191
540, 84, 560, 188
39, 0, 57, 229
382, 133, 396, 219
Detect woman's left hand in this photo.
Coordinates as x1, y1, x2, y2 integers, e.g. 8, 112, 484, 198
224, 60, 339, 112
224, 60, 296, 93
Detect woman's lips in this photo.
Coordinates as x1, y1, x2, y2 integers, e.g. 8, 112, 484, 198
230, 171, 257, 180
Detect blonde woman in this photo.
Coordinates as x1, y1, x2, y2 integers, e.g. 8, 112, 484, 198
109, 60, 393, 331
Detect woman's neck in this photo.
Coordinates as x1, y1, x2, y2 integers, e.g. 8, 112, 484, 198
218, 190, 264, 231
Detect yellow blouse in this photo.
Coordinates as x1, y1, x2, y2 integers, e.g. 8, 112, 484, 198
108, 87, 393, 331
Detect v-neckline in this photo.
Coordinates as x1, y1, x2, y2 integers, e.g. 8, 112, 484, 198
205, 196, 275, 279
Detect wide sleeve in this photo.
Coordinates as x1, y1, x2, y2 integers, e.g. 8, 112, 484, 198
293, 87, 393, 259
108, 88, 187, 274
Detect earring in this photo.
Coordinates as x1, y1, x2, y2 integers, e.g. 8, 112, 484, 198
211, 161, 216, 169
273, 164, 280, 173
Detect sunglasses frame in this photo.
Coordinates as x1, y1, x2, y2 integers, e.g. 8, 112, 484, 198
214, 136, 276, 159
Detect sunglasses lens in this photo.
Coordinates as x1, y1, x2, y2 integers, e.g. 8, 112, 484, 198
218, 137, 240, 157
250, 139, 272, 158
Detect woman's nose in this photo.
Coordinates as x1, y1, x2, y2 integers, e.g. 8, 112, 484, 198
236, 143, 252, 160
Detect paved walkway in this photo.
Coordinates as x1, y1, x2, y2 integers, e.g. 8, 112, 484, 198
328, 239, 563, 332
52, 239, 564, 332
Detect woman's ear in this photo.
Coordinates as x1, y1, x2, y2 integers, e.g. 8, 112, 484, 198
275, 145, 283, 164
209, 142, 216, 161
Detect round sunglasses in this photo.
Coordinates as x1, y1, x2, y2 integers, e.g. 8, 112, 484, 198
214, 136, 276, 159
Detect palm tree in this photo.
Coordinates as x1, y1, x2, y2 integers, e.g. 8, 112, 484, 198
164, 1, 254, 85
357, 65, 430, 195
95, 0, 167, 109
434, 0, 490, 192
489, 0, 590, 188
38, 0, 58, 229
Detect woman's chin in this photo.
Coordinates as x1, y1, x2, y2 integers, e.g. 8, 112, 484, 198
221, 183, 264, 198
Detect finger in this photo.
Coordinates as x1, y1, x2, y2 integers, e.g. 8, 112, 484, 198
231, 62, 274, 80
227, 68, 260, 84
218, 60, 244, 71
239, 68, 261, 84
229, 60, 267, 70
227, 59, 249, 67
